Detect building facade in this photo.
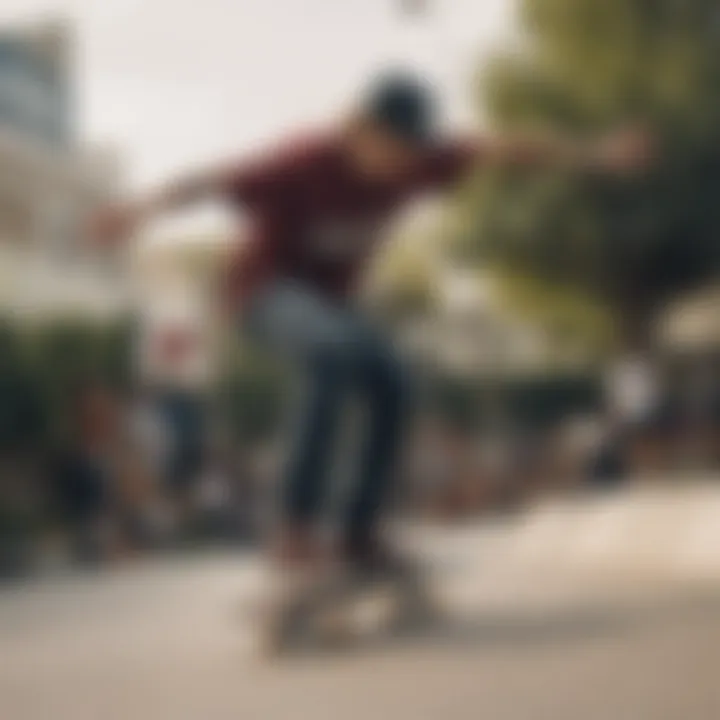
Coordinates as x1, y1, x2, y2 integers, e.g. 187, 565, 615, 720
0, 18, 127, 321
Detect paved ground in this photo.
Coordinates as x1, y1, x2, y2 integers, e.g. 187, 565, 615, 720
2, 541, 720, 720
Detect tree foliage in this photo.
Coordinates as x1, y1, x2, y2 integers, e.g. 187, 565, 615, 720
464, 0, 720, 349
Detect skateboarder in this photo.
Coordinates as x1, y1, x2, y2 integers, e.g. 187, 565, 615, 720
91, 71, 651, 578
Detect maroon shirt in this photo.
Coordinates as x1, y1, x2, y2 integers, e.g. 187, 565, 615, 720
221, 134, 476, 306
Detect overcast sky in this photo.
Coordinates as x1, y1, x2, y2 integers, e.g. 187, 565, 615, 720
1, 0, 513, 188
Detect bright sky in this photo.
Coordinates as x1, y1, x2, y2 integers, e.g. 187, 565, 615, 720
1, 0, 513, 190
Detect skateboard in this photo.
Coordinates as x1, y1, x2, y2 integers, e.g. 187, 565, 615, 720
255, 561, 440, 656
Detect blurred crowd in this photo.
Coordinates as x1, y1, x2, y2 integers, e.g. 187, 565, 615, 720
0, 380, 274, 575
48, 382, 278, 565
2, 354, 719, 578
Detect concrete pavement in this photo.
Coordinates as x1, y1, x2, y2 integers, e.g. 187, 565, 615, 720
2, 540, 720, 720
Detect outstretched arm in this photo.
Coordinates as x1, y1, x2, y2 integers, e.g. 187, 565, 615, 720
87, 167, 236, 246
482, 125, 654, 175
88, 140, 303, 246
424, 126, 654, 191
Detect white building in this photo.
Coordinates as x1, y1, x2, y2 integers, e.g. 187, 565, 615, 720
398, 267, 558, 376
0, 19, 128, 322
659, 284, 720, 353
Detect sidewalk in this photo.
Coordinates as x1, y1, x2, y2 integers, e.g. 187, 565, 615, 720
2, 519, 720, 720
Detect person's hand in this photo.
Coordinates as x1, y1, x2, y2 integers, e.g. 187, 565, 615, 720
85, 201, 146, 247
592, 126, 656, 176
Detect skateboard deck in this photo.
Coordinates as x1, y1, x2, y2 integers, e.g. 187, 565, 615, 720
255, 562, 439, 656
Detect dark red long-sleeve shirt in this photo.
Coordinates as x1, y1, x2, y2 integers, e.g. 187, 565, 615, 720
220, 134, 477, 306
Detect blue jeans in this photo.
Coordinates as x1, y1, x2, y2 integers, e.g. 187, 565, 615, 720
246, 282, 410, 545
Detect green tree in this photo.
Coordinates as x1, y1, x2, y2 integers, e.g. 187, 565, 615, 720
463, 0, 720, 352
